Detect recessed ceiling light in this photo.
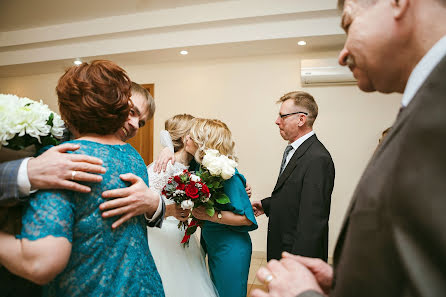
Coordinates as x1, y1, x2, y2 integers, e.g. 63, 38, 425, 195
297, 40, 307, 46
180, 50, 188, 55
74, 59, 82, 65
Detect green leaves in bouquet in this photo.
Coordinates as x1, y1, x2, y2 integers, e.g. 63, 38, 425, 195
205, 205, 215, 217
186, 224, 199, 235
214, 192, 230, 204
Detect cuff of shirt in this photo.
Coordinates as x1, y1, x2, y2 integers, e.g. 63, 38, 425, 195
17, 157, 34, 197
144, 194, 163, 222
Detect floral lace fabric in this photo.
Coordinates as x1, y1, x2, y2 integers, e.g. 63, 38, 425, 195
147, 161, 188, 205
19, 140, 165, 297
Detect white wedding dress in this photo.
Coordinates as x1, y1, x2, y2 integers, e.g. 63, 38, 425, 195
146, 161, 218, 297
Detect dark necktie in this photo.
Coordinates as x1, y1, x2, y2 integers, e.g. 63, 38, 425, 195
279, 145, 293, 176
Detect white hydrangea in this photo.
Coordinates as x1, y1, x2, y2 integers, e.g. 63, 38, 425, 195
0, 94, 65, 147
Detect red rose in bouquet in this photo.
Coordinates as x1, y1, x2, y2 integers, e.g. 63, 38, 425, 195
185, 183, 199, 199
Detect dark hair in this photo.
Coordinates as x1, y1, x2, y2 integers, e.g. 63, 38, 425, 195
56, 60, 132, 135
277, 91, 319, 127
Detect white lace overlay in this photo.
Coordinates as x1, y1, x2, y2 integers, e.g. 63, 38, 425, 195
146, 161, 218, 297
147, 161, 188, 205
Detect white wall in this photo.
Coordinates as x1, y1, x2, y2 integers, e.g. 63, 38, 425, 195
0, 52, 402, 257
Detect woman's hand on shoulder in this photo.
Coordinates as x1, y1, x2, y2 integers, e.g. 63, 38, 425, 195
153, 147, 175, 173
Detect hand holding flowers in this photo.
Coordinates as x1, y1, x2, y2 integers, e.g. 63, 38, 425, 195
162, 149, 238, 246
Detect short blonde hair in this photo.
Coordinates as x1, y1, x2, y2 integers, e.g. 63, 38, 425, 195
165, 114, 195, 152
131, 82, 155, 120
277, 91, 318, 127
189, 118, 237, 162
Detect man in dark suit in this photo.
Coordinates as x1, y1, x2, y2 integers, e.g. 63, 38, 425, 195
252, 91, 335, 262
251, 0, 446, 297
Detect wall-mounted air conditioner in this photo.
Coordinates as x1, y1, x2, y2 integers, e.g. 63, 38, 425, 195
301, 58, 357, 86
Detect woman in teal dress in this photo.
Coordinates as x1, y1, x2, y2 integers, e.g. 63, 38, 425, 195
0, 60, 164, 296
187, 118, 258, 297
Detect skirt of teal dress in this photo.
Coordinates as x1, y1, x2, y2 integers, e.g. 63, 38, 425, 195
201, 169, 258, 297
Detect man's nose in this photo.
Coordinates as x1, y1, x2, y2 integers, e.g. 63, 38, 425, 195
275, 116, 281, 125
338, 47, 350, 66
129, 116, 139, 129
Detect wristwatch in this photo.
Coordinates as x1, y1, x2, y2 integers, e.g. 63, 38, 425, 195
217, 210, 222, 219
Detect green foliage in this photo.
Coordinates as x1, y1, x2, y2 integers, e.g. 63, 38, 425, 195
186, 225, 198, 235
215, 193, 230, 204
206, 206, 215, 217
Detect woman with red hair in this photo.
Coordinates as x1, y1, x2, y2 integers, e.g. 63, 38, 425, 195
0, 60, 164, 297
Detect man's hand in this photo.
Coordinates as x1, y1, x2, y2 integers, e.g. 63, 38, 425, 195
100, 173, 160, 229
251, 257, 324, 297
153, 147, 175, 173
166, 204, 190, 221
245, 183, 252, 198
251, 200, 264, 217
282, 252, 333, 295
27, 143, 105, 193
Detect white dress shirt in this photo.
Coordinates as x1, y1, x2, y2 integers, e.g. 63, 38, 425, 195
402, 35, 446, 107
283, 131, 315, 170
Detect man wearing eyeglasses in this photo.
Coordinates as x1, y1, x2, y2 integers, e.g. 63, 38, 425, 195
252, 91, 335, 262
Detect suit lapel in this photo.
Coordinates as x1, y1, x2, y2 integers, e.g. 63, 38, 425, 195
273, 135, 317, 192
333, 55, 446, 264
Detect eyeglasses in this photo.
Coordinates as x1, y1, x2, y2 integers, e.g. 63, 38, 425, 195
278, 111, 308, 119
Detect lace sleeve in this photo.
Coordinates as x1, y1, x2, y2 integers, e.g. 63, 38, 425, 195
160, 130, 174, 152
147, 163, 173, 195
19, 190, 74, 242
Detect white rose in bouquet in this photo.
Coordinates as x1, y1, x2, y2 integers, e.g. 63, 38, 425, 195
181, 199, 194, 210
220, 155, 237, 180
202, 149, 238, 180
190, 174, 201, 183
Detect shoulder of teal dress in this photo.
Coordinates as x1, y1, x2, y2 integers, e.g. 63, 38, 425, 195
222, 168, 258, 232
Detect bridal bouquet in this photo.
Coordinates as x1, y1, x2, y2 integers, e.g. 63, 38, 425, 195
162, 169, 211, 246
162, 149, 238, 246
0, 94, 65, 161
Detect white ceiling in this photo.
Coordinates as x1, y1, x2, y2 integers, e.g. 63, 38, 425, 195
0, 0, 345, 77
0, 0, 227, 31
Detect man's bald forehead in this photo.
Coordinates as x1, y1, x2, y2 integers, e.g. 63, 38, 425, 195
338, 0, 377, 10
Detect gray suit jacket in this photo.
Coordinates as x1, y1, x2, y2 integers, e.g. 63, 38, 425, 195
299, 54, 446, 297
0, 159, 25, 204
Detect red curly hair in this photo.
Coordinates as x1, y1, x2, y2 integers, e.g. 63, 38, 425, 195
56, 60, 132, 135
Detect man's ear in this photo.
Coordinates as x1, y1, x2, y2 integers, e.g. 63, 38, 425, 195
391, 0, 410, 20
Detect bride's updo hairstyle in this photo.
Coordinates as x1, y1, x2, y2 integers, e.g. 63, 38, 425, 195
56, 59, 132, 135
165, 114, 195, 152
189, 118, 237, 162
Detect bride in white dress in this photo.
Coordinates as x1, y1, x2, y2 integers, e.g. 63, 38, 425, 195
146, 114, 218, 297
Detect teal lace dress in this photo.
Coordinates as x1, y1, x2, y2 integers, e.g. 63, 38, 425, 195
201, 169, 258, 297
18, 140, 165, 297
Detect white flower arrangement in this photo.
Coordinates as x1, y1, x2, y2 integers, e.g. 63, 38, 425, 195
0, 94, 65, 151
201, 149, 238, 180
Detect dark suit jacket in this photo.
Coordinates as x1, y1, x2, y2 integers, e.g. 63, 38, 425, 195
262, 134, 335, 261
299, 54, 446, 297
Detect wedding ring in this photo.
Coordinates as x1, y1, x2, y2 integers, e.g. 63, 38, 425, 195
264, 274, 274, 284
71, 170, 78, 180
